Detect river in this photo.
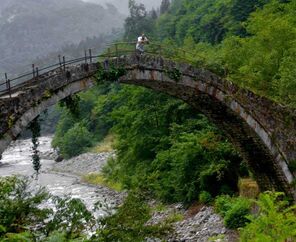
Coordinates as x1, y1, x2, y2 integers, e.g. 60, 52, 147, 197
0, 136, 122, 217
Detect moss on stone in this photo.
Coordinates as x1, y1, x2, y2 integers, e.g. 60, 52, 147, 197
165, 67, 182, 82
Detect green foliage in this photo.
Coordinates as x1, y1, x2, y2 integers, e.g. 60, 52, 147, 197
219, 0, 296, 104
165, 67, 182, 82
224, 198, 251, 229
0, 176, 50, 236
46, 196, 95, 239
214, 195, 233, 217
0, 176, 174, 242
150, 0, 295, 106
59, 95, 81, 119
53, 122, 93, 159
96, 65, 127, 83
155, 0, 265, 44
240, 192, 296, 242
124, 0, 155, 40
199, 191, 213, 204
0, 176, 96, 241
160, 0, 170, 15
214, 195, 251, 229
82, 173, 123, 192
52, 83, 123, 158
98, 86, 243, 204
28, 117, 41, 174
94, 192, 171, 241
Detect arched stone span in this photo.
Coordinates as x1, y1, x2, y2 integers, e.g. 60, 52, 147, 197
0, 54, 295, 198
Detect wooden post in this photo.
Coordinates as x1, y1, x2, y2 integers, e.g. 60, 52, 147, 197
5, 73, 8, 90
36, 67, 39, 79
84, 50, 87, 64
89, 49, 92, 63
58, 55, 62, 67
32, 64, 35, 78
63, 56, 66, 71
5, 73, 11, 99
8, 79, 11, 99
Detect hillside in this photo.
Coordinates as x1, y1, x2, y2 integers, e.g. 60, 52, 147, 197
0, 0, 124, 74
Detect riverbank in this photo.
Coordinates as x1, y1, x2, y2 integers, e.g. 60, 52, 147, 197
1, 137, 238, 241
51, 150, 238, 242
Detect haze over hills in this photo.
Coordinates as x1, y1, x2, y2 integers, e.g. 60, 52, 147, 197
82, 0, 161, 14
0, 0, 125, 75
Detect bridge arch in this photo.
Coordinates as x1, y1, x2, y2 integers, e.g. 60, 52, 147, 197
0, 54, 295, 198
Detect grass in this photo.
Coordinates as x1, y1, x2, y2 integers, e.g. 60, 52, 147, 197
82, 172, 122, 192
154, 203, 167, 212
90, 134, 115, 153
165, 213, 184, 223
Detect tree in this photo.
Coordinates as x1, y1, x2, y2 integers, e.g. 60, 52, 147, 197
124, 0, 154, 40
57, 123, 93, 158
160, 0, 170, 14
150, 8, 158, 20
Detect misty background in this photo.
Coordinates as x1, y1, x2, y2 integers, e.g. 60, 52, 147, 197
0, 0, 160, 76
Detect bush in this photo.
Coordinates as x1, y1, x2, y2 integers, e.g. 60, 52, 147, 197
0, 176, 95, 241
94, 192, 171, 241
199, 191, 213, 204
56, 122, 93, 158
224, 197, 251, 229
214, 195, 233, 217
240, 192, 296, 242
0, 176, 50, 235
215, 195, 251, 229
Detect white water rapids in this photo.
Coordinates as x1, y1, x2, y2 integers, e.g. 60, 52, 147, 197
0, 136, 121, 217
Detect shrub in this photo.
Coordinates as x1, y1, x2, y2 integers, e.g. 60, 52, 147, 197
58, 122, 93, 158
214, 195, 233, 217
215, 195, 251, 229
0, 176, 95, 241
199, 191, 213, 204
0, 176, 51, 235
240, 192, 296, 242
224, 197, 251, 229
94, 192, 171, 241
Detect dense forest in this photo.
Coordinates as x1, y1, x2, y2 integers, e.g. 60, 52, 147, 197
1, 0, 296, 241
53, 0, 296, 199
50, 0, 296, 239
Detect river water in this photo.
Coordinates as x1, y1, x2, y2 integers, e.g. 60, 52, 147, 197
0, 136, 120, 217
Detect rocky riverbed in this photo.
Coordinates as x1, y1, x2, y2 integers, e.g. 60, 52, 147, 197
0, 137, 124, 217
1, 136, 237, 241
147, 202, 238, 242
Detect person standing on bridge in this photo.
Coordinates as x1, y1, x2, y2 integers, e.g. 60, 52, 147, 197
136, 33, 149, 54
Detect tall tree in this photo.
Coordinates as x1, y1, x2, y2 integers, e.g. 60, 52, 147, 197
124, 0, 154, 40
160, 0, 170, 14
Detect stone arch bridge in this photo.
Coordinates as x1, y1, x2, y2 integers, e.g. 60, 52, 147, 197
0, 51, 295, 199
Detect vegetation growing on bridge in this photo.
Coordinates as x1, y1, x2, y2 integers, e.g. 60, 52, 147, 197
28, 117, 41, 175
96, 64, 127, 84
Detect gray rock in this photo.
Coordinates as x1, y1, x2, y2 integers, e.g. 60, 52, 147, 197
52, 152, 114, 175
